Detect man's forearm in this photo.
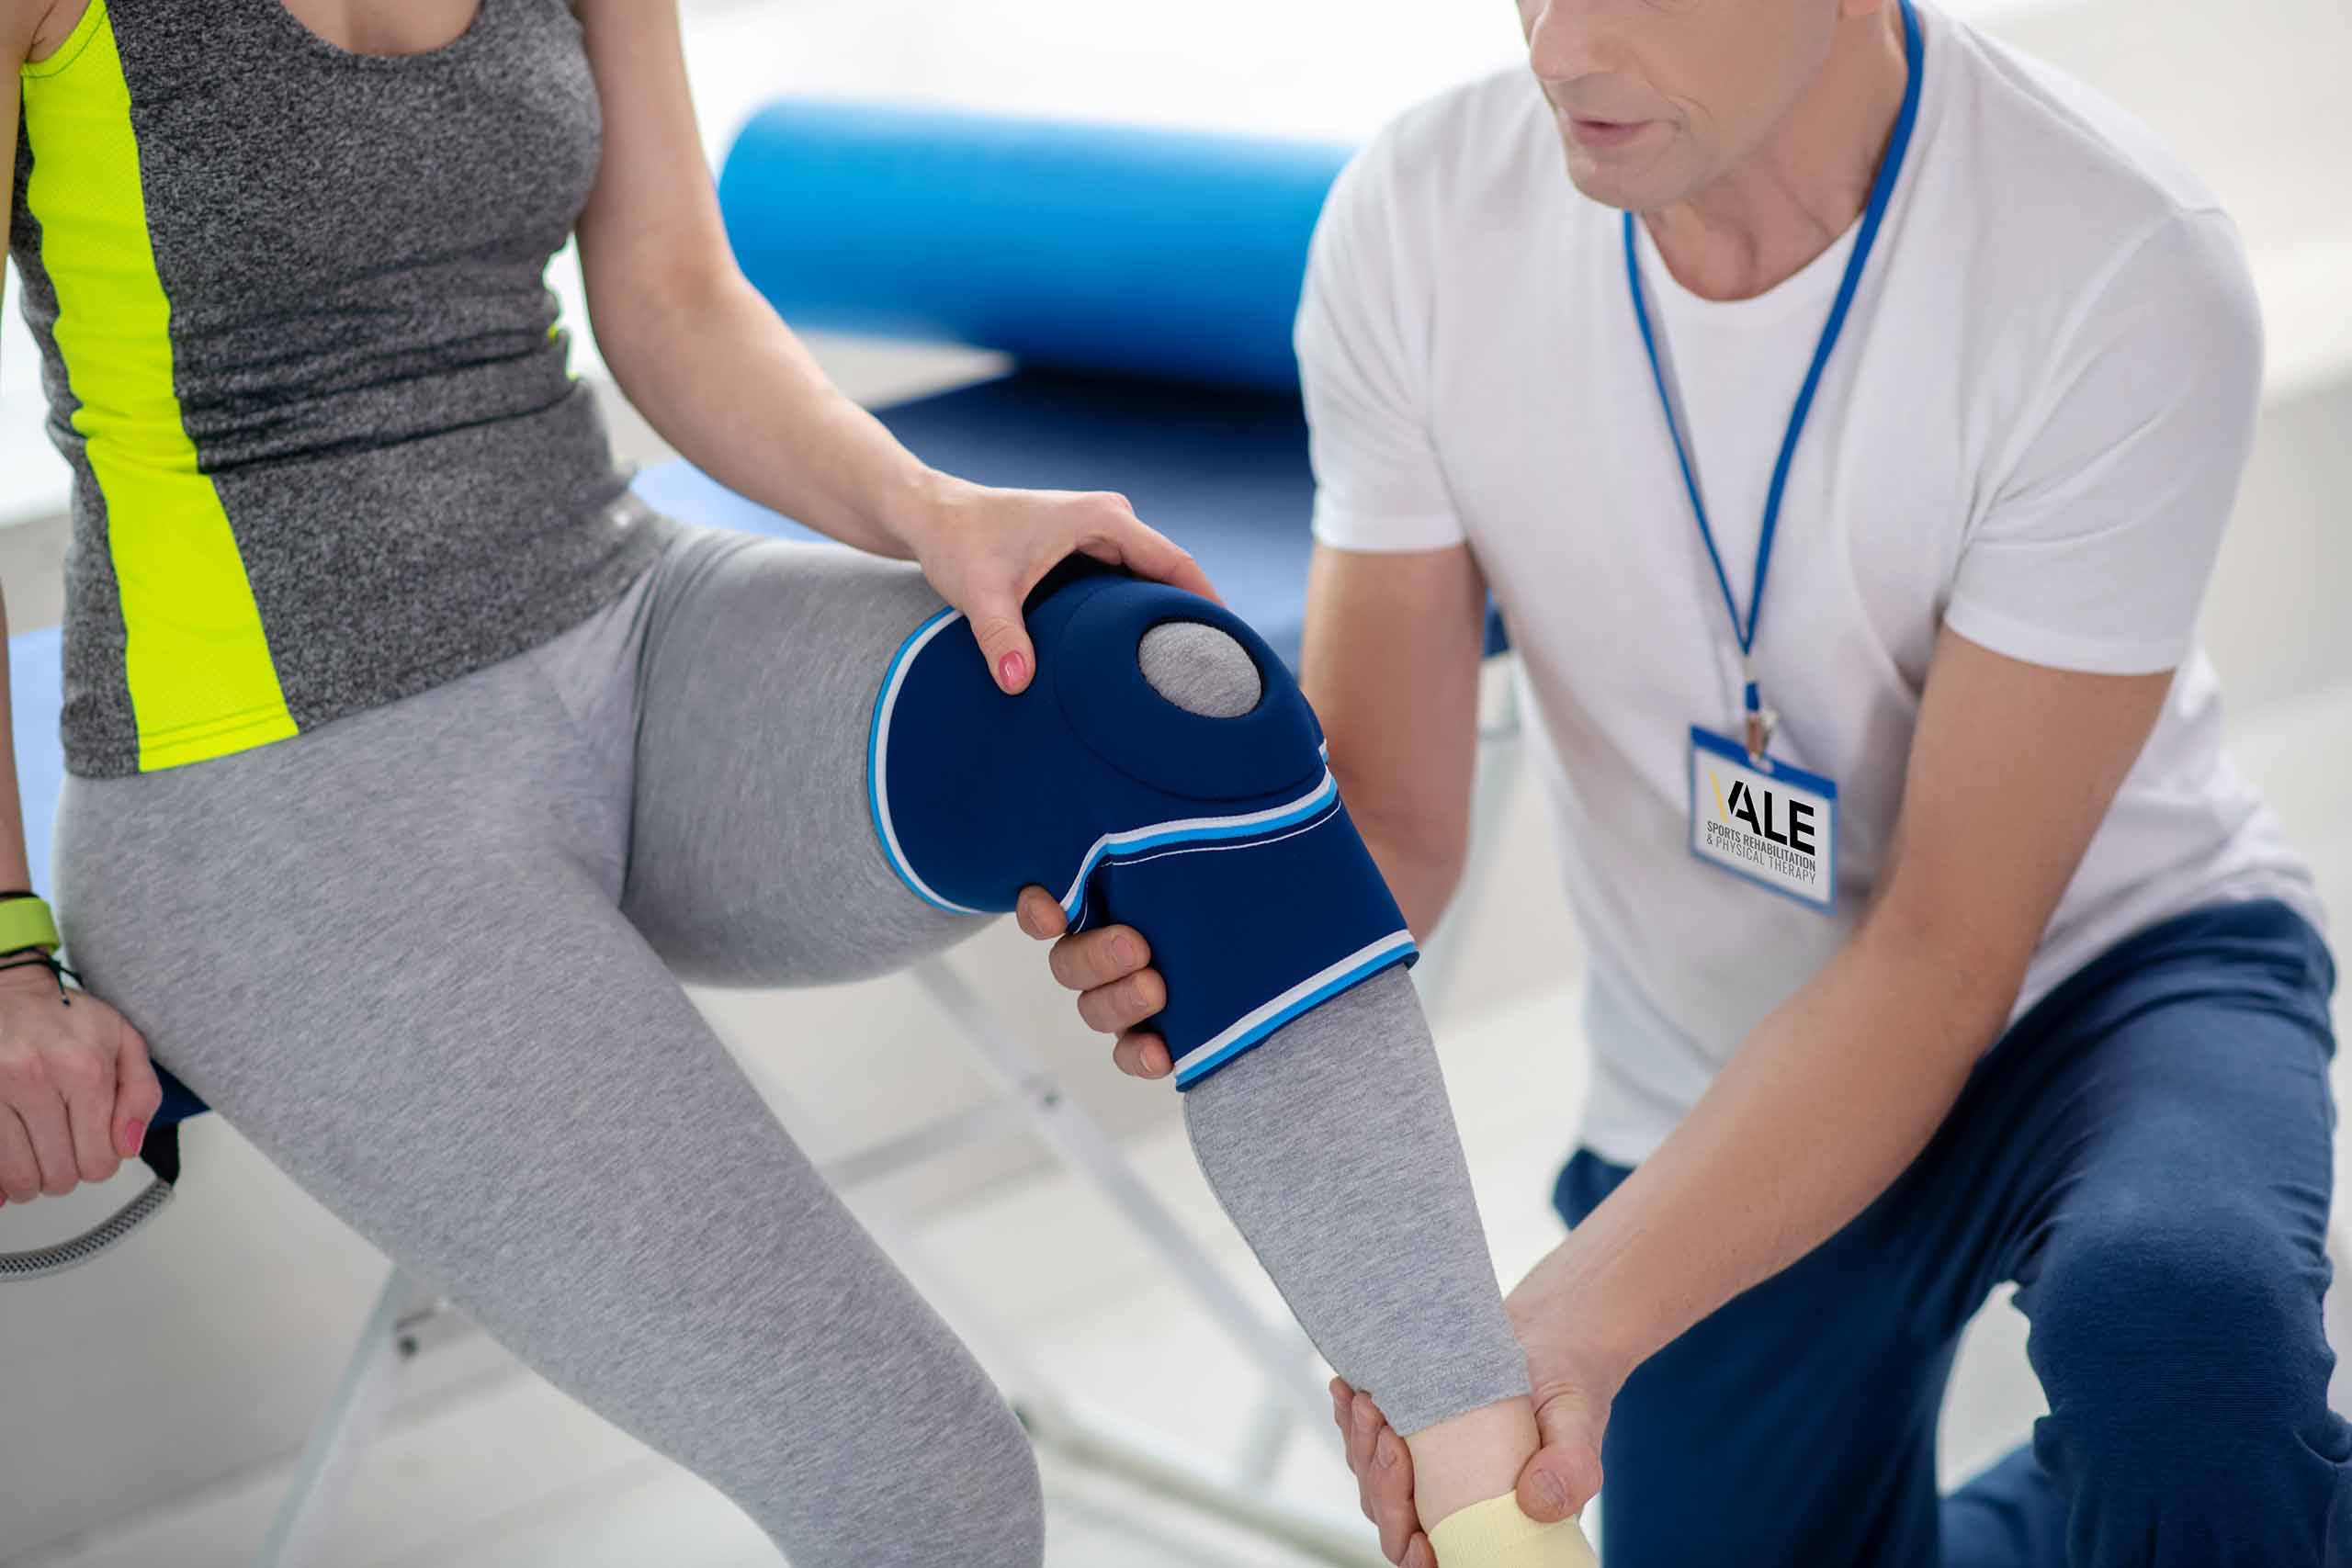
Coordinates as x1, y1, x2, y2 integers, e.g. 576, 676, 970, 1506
1510, 916, 2012, 1382
1354, 821, 1465, 943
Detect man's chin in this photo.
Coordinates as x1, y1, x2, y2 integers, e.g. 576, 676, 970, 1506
1555, 142, 1642, 211
1554, 139, 1693, 215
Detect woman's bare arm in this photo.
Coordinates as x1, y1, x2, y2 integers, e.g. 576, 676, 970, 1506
0, 0, 162, 1212
563, 0, 1215, 700
567, 0, 934, 559
2, 0, 60, 895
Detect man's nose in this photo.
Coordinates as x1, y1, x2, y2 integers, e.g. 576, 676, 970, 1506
1522, 0, 1618, 87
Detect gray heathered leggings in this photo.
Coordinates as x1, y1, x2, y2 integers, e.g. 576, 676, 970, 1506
52, 521, 1529, 1566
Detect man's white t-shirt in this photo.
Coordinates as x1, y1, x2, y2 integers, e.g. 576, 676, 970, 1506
1295, 0, 2325, 1167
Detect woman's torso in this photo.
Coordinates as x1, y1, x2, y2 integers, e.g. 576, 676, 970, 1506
11, 0, 673, 780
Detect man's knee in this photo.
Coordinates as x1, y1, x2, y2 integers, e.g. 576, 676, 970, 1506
2023, 1200, 2342, 1553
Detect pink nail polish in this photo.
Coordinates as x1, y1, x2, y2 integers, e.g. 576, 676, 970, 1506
1000, 651, 1026, 688
123, 1120, 145, 1155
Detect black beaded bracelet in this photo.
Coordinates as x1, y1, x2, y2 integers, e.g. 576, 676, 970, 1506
0, 948, 81, 1003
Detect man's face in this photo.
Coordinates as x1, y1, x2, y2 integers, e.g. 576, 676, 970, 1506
1516, 0, 1848, 211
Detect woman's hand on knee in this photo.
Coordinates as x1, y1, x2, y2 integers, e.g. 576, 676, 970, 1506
0, 969, 161, 1205
1014, 886, 1172, 1079
896, 474, 1220, 696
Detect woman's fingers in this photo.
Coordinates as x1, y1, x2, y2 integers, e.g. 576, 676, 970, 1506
53, 1029, 120, 1186
964, 592, 1037, 695
914, 483, 1221, 701
112, 1015, 162, 1160
0, 1046, 79, 1196
0, 1108, 37, 1204
0, 997, 164, 1200
1074, 497, 1222, 605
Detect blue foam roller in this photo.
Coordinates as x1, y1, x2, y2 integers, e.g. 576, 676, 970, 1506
718, 100, 1353, 392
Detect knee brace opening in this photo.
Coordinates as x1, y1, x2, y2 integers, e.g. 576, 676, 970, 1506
870, 561, 1417, 1087
1137, 620, 1263, 719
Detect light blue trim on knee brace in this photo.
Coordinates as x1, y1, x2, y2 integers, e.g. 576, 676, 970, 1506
1052, 767, 1342, 915
872, 606, 1347, 922
1171, 929, 1419, 1088
868, 605, 990, 916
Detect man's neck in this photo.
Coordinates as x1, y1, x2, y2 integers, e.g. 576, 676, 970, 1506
1643, 6, 1912, 302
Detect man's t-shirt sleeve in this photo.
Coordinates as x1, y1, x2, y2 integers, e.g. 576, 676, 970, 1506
1294, 137, 1467, 554
1944, 209, 2264, 674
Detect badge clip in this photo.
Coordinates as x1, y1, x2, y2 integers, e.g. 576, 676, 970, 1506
1741, 656, 1778, 764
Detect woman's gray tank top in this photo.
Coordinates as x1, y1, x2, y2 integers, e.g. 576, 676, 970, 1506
10, 0, 679, 778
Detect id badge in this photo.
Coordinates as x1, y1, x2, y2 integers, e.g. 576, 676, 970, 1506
1689, 726, 1838, 912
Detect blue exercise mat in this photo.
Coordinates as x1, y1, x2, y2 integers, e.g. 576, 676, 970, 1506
720, 100, 1352, 392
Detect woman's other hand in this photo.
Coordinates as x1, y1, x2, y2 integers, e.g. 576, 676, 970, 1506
0, 965, 162, 1206
897, 474, 1220, 695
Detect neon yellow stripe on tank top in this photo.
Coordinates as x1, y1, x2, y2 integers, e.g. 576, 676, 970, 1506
22, 0, 296, 772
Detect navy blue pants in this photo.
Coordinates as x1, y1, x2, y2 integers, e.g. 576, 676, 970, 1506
1553, 898, 2348, 1567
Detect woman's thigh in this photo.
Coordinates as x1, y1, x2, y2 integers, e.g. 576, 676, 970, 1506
618, 524, 982, 986
52, 605, 1041, 1563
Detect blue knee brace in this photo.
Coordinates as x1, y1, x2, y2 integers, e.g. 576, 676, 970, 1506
866, 558, 1419, 1089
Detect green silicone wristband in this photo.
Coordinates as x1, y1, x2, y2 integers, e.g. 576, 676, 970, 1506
0, 897, 60, 955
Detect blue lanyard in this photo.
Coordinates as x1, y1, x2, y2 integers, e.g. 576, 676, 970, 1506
1624, 0, 1924, 755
